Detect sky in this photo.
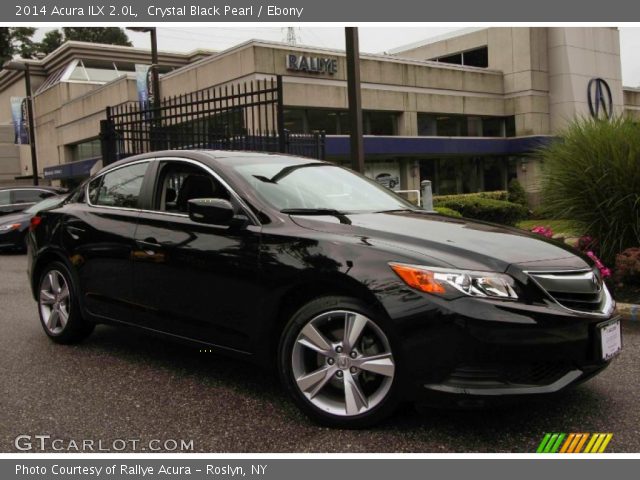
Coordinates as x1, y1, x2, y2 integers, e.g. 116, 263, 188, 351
34, 27, 640, 87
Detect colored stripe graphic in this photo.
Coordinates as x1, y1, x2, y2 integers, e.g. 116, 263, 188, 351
537, 433, 612, 453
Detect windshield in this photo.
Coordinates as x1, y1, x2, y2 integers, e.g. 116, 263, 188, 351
230, 160, 414, 212
24, 196, 62, 214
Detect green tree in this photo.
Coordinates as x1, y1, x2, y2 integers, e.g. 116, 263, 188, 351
38, 29, 64, 56
61, 28, 132, 47
0, 27, 38, 63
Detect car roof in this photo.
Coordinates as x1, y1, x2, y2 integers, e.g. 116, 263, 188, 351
0, 185, 63, 191
97, 150, 327, 174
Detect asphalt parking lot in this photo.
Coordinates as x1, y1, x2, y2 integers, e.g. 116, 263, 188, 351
1, 253, 638, 453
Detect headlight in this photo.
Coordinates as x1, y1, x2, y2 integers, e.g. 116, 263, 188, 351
0, 223, 20, 232
389, 262, 518, 300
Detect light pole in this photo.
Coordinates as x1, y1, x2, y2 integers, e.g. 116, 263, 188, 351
2, 60, 39, 185
345, 27, 365, 174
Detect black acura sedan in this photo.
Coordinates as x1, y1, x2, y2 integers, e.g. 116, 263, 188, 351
27, 151, 621, 427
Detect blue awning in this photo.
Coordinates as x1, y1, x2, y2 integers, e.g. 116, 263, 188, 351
43, 157, 101, 180
325, 135, 553, 157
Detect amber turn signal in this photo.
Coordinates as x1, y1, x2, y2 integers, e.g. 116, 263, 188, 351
389, 263, 446, 294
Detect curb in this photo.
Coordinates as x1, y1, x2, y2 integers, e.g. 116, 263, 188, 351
617, 303, 639, 322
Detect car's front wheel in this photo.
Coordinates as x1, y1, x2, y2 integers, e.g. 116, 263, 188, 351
37, 261, 94, 344
279, 296, 401, 428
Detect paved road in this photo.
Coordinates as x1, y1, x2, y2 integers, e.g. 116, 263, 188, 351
1, 254, 638, 453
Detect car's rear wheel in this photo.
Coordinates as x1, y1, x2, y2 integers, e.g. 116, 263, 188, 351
279, 296, 401, 428
37, 261, 94, 344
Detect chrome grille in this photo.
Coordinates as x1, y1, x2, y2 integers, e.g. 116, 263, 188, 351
527, 269, 609, 314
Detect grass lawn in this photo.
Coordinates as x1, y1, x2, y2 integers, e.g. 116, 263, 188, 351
516, 219, 584, 237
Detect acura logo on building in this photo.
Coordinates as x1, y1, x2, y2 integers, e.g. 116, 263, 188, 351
587, 78, 613, 119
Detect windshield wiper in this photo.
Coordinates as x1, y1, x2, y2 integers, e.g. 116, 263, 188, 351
281, 208, 351, 225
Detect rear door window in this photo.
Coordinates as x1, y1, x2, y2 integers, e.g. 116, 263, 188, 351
0, 191, 9, 205
88, 162, 149, 209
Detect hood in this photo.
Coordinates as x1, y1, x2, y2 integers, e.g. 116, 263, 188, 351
289, 210, 589, 272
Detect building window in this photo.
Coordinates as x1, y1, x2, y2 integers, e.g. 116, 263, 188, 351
482, 117, 505, 137
69, 139, 101, 162
306, 109, 340, 134
284, 109, 398, 135
418, 113, 513, 138
420, 157, 508, 195
365, 111, 397, 135
283, 109, 306, 133
430, 46, 489, 68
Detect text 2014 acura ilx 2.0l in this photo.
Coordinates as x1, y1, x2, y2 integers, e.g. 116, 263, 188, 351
27, 151, 621, 427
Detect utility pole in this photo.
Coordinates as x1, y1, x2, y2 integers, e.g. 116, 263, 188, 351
345, 27, 365, 173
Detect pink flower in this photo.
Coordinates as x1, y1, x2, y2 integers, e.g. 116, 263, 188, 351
531, 226, 554, 238
586, 251, 612, 279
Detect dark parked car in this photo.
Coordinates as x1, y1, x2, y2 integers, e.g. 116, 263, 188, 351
27, 151, 621, 427
0, 186, 65, 217
0, 196, 64, 251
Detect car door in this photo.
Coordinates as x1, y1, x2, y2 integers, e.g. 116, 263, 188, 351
131, 158, 262, 352
60, 160, 152, 323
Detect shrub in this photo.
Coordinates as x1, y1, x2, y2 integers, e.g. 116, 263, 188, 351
507, 178, 527, 206
434, 207, 463, 218
433, 190, 508, 203
434, 196, 528, 226
539, 117, 640, 264
614, 248, 640, 285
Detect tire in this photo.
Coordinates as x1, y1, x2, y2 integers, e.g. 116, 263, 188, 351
37, 261, 94, 344
278, 296, 402, 428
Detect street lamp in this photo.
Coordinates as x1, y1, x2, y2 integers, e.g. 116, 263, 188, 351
2, 60, 39, 185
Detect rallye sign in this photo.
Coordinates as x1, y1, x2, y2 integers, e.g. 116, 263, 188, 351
286, 54, 338, 75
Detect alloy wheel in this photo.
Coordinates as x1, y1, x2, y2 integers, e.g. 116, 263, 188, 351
291, 310, 395, 417
39, 270, 71, 335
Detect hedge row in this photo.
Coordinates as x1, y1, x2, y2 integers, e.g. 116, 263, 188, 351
432, 190, 508, 203
433, 207, 463, 218
433, 194, 528, 226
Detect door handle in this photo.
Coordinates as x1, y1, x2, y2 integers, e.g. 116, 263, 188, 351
64, 224, 86, 240
136, 238, 162, 254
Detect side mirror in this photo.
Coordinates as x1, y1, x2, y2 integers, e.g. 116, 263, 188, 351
188, 198, 235, 225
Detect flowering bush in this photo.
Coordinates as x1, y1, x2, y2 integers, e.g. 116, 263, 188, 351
531, 226, 554, 238
531, 227, 611, 278
614, 248, 640, 285
585, 251, 612, 279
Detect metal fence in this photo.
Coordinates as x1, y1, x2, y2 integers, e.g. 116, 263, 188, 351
100, 76, 325, 165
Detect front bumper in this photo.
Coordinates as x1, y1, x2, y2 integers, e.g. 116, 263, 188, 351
389, 293, 620, 401
0, 227, 25, 249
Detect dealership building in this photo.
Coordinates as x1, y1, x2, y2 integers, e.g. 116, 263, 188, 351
1, 27, 639, 204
